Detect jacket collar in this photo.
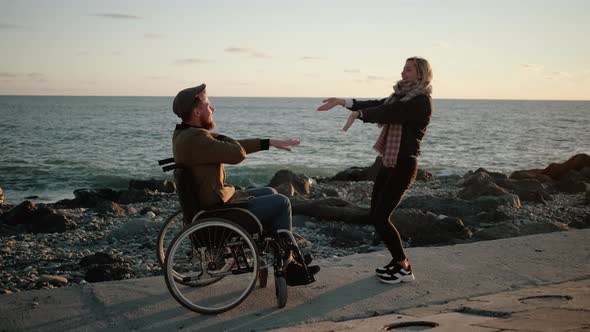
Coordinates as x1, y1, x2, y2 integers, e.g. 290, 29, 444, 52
175, 123, 205, 130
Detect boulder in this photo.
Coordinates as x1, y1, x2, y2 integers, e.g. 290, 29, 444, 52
509, 179, 551, 204
118, 188, 156, 204
391, 209, 472, 246
128, 179, 176, 193
105, 217, 160, 242
416, 169, 434, 182
0, 186, 4, 204
84, 265, 136, 283
0, 200, 74, 233
464, 168, 512, 188
458, 181, 509, 200
93, 200, 126, 215
553, 170, 590, 193
509, 169, 552, 182
542, 154, 590, 179
290, 197, 370, 224
80, 252, 130, 266
79, 252, 135, 283
269, 170, 311, 196
330, 157, 382, 182
73, 188, 120, 207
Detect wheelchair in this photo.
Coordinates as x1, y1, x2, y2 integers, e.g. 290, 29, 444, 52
157, 158, 315, 314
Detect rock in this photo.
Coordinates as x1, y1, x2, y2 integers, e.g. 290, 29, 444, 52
586, 190, 590, 205
93, 200, 125, 215
105, 218, 160, 241
475, 222, 521, 240
330, 157, 382, 182
542, 153, 590, 179
79, 252, 130, 267
554, 171, 590, 193
458, 181, 509, 200
128, 179, 176, 193
509, 179, 551, 204
463, 168, 512, 188
473, 194, 521, 210
269, 170, 311, 196
416, 169, 434, 182
84, 264, 136, 283
274, 182, 295, 197
37, 275, 68, 287
139, 206, 160, 215
391, 209, 472, 245
118, 188, 156, 204
73, 188, 120, 206
0, 201, 74, 233
0, 186, 4, 204
568, 214, 590, 229
509, 169, 552, 182
291, 197, 370, 224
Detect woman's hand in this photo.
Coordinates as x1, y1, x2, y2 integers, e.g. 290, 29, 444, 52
342, 111, 360, 131
270, 139, 301, 152
317, 98, 345, 111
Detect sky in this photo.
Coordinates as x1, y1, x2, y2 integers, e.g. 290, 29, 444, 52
1, 0, 589, 100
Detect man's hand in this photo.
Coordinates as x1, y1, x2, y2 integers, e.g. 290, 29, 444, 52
342, 111, 360, 131
317, 98, 345, 111
270, 139, 301, 152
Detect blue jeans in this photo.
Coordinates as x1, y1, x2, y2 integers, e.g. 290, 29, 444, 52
241, 187, 292, 231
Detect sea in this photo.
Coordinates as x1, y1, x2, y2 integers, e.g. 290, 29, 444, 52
0, 96, 588, 204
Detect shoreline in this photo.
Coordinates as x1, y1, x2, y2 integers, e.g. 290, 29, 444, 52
1, 155, 589, 295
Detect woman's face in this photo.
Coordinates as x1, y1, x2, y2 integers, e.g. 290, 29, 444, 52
401, 60, 421, 82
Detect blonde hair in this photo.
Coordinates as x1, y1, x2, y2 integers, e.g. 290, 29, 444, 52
407, 57, 433, 84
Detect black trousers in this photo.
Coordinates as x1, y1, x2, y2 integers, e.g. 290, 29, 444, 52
370, 156, 418, 262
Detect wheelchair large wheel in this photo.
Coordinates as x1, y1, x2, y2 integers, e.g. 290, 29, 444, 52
164, 218, 260, 314
157, 209, 182, 269
157, 210, 223, 287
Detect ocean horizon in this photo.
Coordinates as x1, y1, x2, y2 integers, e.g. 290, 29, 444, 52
1, 96, 588, 204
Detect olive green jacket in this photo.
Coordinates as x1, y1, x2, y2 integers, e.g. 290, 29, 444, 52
172, 125, 268, 208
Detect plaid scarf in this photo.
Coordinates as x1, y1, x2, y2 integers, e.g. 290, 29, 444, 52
373, 80, 432, 167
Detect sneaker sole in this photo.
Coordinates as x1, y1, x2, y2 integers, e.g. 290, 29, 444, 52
378, 273, 415, 284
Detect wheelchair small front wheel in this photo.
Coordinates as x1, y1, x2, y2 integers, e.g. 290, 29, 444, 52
258, 268, 268, 288
275, 274, 287, 308
164, 218, 260, 314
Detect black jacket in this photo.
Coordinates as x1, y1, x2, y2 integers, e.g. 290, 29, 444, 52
347, 95, 433, 159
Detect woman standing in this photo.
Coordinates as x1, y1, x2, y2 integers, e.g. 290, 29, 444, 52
317, 57, 433, 284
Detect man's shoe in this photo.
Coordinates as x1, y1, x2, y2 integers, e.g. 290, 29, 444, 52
378, 264, 415, 284
375, 260, 395, 276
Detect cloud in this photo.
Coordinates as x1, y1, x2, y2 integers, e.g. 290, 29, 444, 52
299, 56, 324, 61
144, 33, 163, 39
0, 23, 22, 29
521, 63, 544, 73
225, 47, 250, 53
173, 58, 211, 65
544, 71, 572, 80
366, 75, 389, 81
91, 13, 142, 19
225, 46, 272, 58
344, 69, 360, 74
250, 51, 271, 58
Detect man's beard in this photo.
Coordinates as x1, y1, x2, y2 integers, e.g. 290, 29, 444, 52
200, 115, 216, 130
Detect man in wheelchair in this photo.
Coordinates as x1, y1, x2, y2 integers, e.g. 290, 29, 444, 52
171, 83, 319, 286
